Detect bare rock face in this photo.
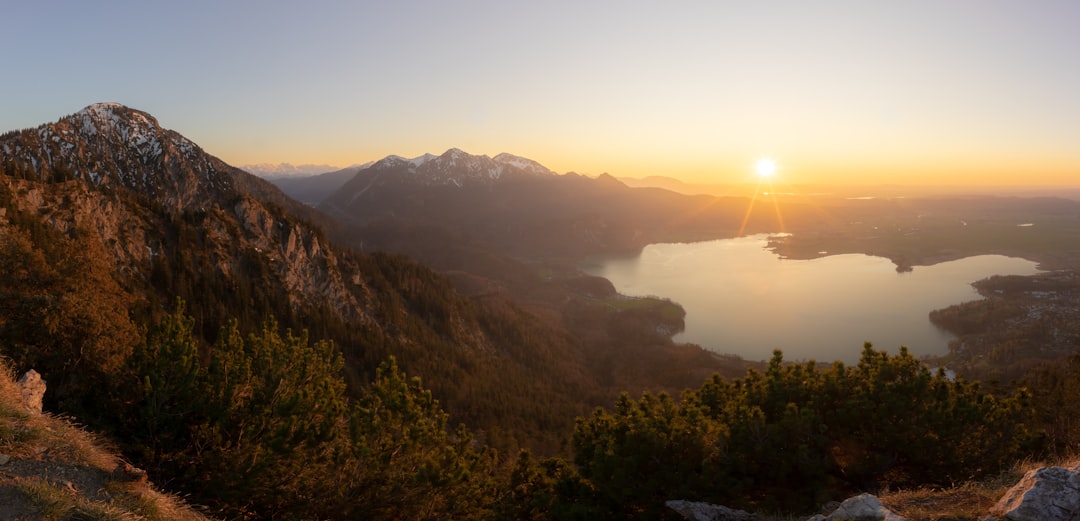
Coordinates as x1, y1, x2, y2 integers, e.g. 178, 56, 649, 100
807, 493, 909, 521
16, 370, 45, 414
665, 500, 754, 521
989, 465, 1080, 521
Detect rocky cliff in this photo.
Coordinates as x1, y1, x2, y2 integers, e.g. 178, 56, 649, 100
0, 103, 380, 325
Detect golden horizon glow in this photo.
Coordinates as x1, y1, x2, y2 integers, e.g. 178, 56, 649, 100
738, 158, 787, 236
755, 158, 777, 179
14, 4, 1072, 190
213, 146, 1080, 190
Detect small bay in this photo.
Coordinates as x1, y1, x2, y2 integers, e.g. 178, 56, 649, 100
582, 235, 1041, 363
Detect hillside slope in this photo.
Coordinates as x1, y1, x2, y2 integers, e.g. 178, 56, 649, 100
0, 366, 213, 521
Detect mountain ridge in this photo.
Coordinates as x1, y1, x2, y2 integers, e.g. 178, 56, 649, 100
317, 146, 795, 262
240, 161, 349, 178
2, 102, 235, 210
364, 147, 558, 186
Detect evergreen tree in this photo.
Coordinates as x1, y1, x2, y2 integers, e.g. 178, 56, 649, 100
568, 345, 1039, 517
129, 305, 349, 518
329, 357, 500, 520
127, 305, 501, 520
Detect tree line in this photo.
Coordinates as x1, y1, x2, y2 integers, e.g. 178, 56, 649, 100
93, 307, 1048, 520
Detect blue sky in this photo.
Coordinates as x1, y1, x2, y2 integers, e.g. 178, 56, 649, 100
3, 1, 1079, 185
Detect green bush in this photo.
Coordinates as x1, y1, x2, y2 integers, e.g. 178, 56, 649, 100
127, 303, 499, 520
568, 344, 1039, 517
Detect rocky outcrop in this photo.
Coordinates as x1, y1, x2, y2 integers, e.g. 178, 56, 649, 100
808, 493, 908, 521
988, 464, 1080, 521
665, 500, 754, 521
112, 462, 149, 485
663, 464, 1080, 521
667, 493, 908, 521
16, 370, 45, 415
231, 195, 367, 323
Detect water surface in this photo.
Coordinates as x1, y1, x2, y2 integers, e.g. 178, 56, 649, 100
583, 235, 1040, 363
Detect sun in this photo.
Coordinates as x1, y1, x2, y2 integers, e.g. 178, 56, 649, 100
755, 157, 777, 178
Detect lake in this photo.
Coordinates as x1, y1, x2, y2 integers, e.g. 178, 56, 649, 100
582, 235, 1041, 363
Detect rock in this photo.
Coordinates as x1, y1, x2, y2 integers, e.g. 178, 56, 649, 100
0, 454, 10, 465
112, 462, 149, 484
819, 500, 842, 514
17, 370, 46, 414
665, 494, 908, 521
989, 465, 1080, 521
820, 493, 908, 521
665, 500, 755, 521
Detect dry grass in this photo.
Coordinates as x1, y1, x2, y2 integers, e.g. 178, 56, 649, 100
746, 458, 1080, 521
878, 458, 1076, 521
13, 476, 135, 521
878, 480, 1015, 521
0, 361, 215, 521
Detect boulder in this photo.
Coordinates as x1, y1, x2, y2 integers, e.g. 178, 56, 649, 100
989, 465, 1080, 521
808, 493, 909, 521
665, 500, 755, 521
16, 370, 45, 414
113, 462, 149, 485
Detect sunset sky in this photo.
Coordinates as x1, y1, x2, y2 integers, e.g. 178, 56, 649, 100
3, 1, 1079, 186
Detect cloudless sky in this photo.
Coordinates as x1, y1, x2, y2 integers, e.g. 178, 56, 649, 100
3, 1, 1079, 186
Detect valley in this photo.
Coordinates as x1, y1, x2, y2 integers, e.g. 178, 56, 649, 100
279, 146, 1080, 379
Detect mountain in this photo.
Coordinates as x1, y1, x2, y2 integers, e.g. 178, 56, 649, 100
3, 102, 235, 210
320, 148, 801, 263
239, 162, 343, 178
353, 148, 556, 186
0, 102, 368, 322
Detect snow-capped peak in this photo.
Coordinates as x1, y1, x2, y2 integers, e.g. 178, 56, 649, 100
78, 101, 125, 119
367, 148, 554, 187
76, 102, 158, 132
409, 153, 437, 167
493, 153, 553, 175
376, 152, 436, 168
442, 148, 470, 160
240, 162, 345, 178
0, 102, 234, 211
71, 103, 175, 155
